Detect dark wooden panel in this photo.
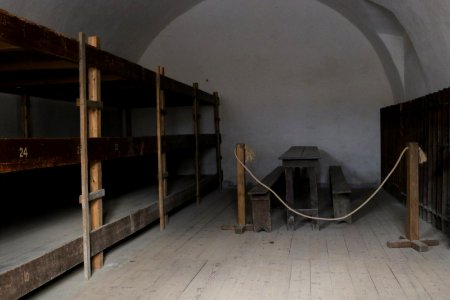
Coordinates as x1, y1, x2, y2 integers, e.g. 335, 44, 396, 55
380, 88, 450, 236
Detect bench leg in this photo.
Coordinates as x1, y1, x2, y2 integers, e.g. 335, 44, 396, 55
251, 195, 272, 232
285, 167, 295, 231
333, 194, 352, 224
307, 167, 319, 230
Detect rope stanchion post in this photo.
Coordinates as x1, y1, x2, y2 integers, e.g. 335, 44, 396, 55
387, 142, 439, 252
236, 143, 246, 230
221, 144, 254, 234
406, 142, 419, 241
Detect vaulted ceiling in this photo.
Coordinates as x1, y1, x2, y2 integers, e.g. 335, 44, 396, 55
0, 0, 449, 101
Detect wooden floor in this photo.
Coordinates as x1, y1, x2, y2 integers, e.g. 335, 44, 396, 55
25, 188, 450, 300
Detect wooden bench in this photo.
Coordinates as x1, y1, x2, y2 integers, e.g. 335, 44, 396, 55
329, 166, 352, 224
248, 166, 285, 232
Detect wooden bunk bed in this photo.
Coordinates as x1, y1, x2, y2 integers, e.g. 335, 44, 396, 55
0, 9, 223, 299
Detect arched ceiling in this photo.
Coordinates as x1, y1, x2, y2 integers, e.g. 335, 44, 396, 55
0, 0, 448, 101
0, 0, 203, 61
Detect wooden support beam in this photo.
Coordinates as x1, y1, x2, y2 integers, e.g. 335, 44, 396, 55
236, 144, 246, 229
78, 32, 91, 279
20, 95, 31, 138
156, 66, 166, 230
213, 92, 223, 189
76, 98, 104, 109
87, 36, 103, 270
193, 82, 201, 205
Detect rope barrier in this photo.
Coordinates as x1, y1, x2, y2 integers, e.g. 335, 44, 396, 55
234, 146, 409, 222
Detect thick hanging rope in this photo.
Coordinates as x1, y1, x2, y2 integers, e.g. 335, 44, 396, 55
235, 146, 409, 222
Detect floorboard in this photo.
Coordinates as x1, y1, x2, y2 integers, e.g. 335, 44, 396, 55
20, 188, 450, 300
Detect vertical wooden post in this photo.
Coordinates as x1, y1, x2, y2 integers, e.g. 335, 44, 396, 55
156, 66, 167, 230
406, 142, 420, 240
213, 92, 223, 189
236, 144, 246, 227
160, 69, 168, 198
193, 83, 201, 205
87, 36, 103, 269
20, 95, 30, 138
78, 32, 91, 279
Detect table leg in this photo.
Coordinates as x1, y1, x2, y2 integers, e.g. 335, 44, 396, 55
285, 167, 295, 230
307, 167, 319, 230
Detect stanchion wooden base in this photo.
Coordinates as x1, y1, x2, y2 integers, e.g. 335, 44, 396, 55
387, 236, 439, 252
221, 224, 254, 234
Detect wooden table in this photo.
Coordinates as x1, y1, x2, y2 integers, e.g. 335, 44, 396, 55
279, 146, 320, 230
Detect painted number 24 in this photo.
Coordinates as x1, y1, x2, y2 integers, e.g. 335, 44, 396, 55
19, 147, 28, 158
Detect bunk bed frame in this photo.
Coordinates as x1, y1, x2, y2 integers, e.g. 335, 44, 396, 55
0, 9, 223, 299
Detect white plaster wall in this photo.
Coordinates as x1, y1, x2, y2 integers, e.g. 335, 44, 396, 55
140, 0, 393, 186
369, 0, 450, 94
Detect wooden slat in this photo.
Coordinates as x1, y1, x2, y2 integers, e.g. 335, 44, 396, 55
78, 32, 91, 279
419, 97, 425, 219
193, 83, 201, 205
426, 95, 433, 222
437, 91, 443, 229
0, 135, 216, 173
213, 92, 223, 189
441, 89, 448, 230
156, 66, 165, 230
432, 94, 438, 226
160, 68, 168, 223
442, 88, 450, 232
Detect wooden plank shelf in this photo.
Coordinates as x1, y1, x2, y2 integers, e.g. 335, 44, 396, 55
0, 175, 219, 300
0, 8, 223, 298
0, 9, 217, 108
0, 134, 217, 173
